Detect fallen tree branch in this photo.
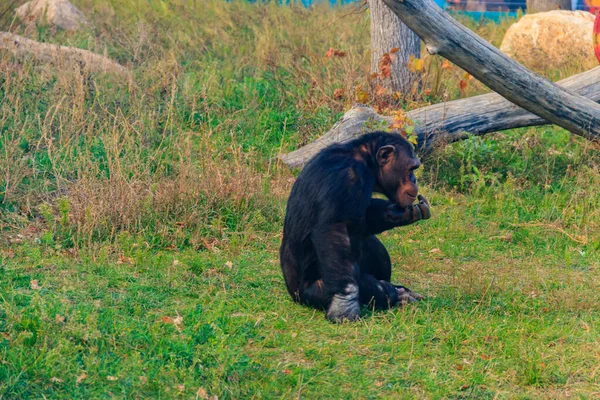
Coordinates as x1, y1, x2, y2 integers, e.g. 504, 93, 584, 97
381, 0, 600, 139
0, 32, 128, 75
281, 66, 600, 168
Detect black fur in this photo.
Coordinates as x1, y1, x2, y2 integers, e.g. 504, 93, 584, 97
280, 131, 427, 322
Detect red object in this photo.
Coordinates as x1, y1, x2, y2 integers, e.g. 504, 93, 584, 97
595, 12, 600, 63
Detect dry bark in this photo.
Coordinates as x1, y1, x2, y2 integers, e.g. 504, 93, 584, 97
368, 0, 420, 94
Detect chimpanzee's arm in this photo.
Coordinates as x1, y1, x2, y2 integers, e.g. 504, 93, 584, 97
365, 195, 431, 235
365, 199, 397, 234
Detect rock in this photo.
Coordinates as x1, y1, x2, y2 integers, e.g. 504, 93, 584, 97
15, 0, 89, 31
500, 11, 597, 72
0, 32, 128, 75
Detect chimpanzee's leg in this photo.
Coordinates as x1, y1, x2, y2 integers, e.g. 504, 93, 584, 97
311, 223, 361, 322
358, 273, 400, 309
298, 279, 329, 310
359, 234, 392, 281
359, 235, 423, 308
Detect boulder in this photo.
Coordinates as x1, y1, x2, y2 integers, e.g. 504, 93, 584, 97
500, 11, 597, 72
0, 32, 128, 75
15, 0, 89, 31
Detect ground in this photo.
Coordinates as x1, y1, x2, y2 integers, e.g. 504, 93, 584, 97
1, 0, 599, 398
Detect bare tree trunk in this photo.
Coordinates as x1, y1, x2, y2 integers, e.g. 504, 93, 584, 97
368, 0, 421, 95
526, 0, 572, 13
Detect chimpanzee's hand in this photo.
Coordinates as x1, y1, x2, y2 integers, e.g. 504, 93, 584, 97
385, 195, 431, 225
415, 194, 431, 220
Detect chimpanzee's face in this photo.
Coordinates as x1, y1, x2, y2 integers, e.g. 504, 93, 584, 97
375, 143, 421, 208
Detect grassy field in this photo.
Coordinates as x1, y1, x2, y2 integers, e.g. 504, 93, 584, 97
1, 0, 600, 398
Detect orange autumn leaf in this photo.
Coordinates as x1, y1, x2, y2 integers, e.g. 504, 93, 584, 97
159, 313, 183, 331
459, 79, 468, 91
380, 65, 391, 78
390, 122, 404, 131
441, 59, 452, 70
389, 110, 413, 131
333, 88, 344, 99
379, 52, 392, 66
390, 47, 400, 53
325, 48, 346, 58
378, 52, 393, 78
375, 84, 387, 96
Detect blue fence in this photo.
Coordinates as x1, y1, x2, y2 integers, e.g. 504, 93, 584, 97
273, 0, 593, 22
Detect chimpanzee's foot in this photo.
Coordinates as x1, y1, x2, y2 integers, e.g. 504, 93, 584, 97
326, 284, 360, 323
394, 285, 424, 305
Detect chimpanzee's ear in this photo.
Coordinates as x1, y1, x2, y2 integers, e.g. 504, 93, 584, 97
376, 145, 396, 166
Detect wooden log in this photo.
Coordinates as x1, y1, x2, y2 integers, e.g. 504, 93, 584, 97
282, 0, 600, 168
380, 0, 600, 140
0, 32, 128, 75
281, 66, 600, 168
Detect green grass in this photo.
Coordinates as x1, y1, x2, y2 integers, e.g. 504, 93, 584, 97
3, 190, 599, 398
1, 0, 600, 398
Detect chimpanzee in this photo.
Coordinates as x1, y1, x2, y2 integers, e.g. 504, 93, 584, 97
280, 131, 431, 322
